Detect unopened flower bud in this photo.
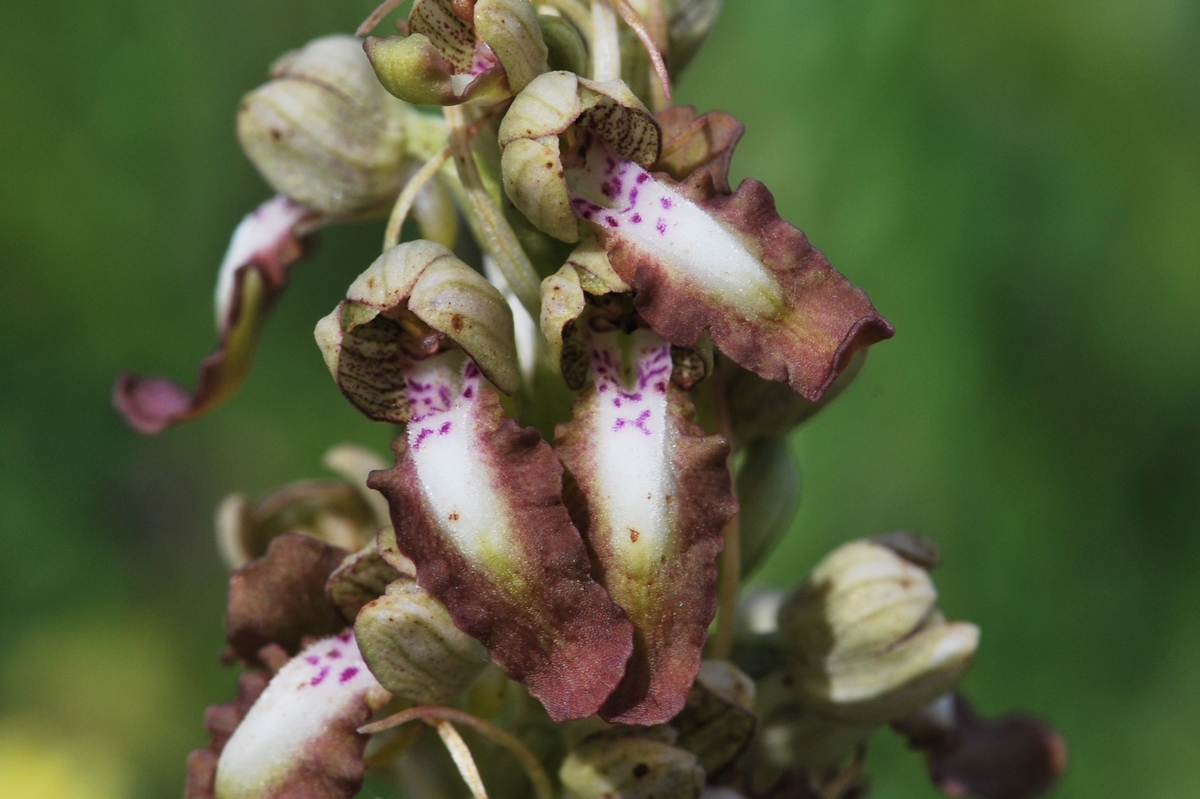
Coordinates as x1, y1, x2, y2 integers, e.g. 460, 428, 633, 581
215, 475, 378, 570
354, 579, 489, 705
560, 728, 705, 799
237, 35, 412, 217
778, 538, 979, 725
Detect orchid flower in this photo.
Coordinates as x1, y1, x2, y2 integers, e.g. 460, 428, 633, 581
116, 4, 1064, 798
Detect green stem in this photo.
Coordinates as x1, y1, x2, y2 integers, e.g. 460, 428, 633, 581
539, 0, 593, 40
590, 0, 621, 81
443, 105, 542, 318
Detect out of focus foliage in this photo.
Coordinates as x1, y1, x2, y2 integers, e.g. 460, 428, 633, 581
0, 0, 1197, 797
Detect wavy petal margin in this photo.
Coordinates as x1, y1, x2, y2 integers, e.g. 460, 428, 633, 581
556, 329, 737, 724
214, 632, 391, 799
367, 355, 633, 721
114, 195, 319, 433
566, 143, 893, 401
225, 533, 350, 667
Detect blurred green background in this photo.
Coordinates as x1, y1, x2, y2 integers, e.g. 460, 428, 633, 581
2, 0, 1198, 796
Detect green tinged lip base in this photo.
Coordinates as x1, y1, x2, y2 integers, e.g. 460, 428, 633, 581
368, 358, 634, 722
556, 330, 737, 725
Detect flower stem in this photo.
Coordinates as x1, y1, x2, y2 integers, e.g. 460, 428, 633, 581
590, 0, 621, 81
443, 105, 542, 318
384, 149, 451, 252
361, 706, 557, 799
605, 0, 671, 107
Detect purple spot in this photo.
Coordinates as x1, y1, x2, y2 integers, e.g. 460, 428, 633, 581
439, 421, 452, 435
311, 666, 330, 687
338, 630, 353, 642
655, 381, 667, 393
631, 213, 642, 223
582, 210, 593, 219
413, 427, 433, 450
571, 197, 586, 206
636, 173, 650, 184
606, 157, 616, 170
464, 361, 481, 378
409, 380, 427, 391
605, 216, 619, 228
305, 655, 320, 665
439, 386, 451, 406
326, 648, 342, 659
660, 197, 672, 210
601, 182, 613, 197
339, 667, 360, 684
613, 418, 626, 431
628, 188, 639, 206
463, 386, 474, 399
613, 397, 622, 408
597, 383, 609, 393
656, 218, 667, 235
611, 178, 623, 197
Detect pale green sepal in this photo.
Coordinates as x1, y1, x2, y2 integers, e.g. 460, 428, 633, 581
474, 0, 549, 94
540, 265, 588, 388
560, 728, 705, 799
354, 580, 490, 705
326, 540, 405, 621
498, 71, 660, 242
778, 539, 979, 725
316, 241, 519, 424
539, 13, 589, 75
672, 660, 757, 776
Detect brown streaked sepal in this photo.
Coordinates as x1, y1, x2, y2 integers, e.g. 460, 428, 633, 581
367, 354, 634, 721
114, 195, 319, 434
214, 632, 391, 799
565, 142, 893, 401
672, 660, 757, 776
498, 71, 662, 243
225, 533, 350, 666
314, 240, 518, 424
555, 328, 737, 724
366, 0, 547, 106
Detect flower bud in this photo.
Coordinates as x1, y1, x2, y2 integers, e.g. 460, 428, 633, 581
215, 476, 378, 570
560, 728, 705, 799
354, 579, 490, 705
778, 538, 979, 725
237, 35, 412, 217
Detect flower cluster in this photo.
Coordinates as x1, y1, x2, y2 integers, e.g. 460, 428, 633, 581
116, 2, 1065, 798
